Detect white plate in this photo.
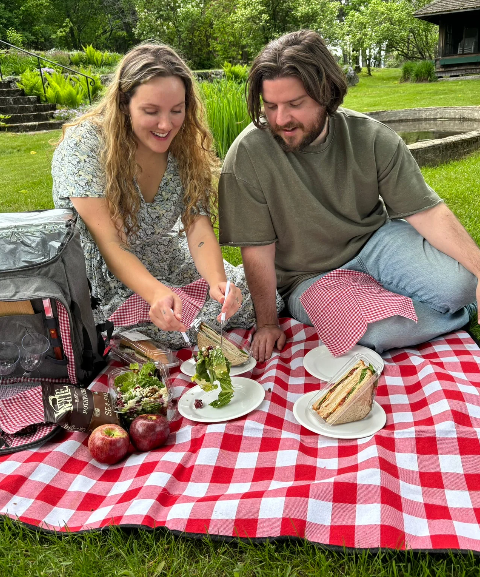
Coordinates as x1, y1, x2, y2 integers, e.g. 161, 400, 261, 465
293, 390, 386, 439
180, 355, 256, 377
178, 376, 265, 423
303, 345, 384, 382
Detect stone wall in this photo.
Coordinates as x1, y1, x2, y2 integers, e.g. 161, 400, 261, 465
367, 107, 480, 166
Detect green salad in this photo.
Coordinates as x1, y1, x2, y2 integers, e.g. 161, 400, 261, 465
113, 362, 169, 423
192, 346, 233, 408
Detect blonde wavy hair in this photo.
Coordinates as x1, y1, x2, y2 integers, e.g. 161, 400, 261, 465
60, 42, 218, 238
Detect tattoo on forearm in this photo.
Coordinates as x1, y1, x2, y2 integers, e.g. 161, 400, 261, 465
198, 242, 204, 247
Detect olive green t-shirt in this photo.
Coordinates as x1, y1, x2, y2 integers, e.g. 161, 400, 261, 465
219, 108, 442, 297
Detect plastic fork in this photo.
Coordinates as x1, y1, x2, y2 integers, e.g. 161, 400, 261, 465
220, 280, 231, 349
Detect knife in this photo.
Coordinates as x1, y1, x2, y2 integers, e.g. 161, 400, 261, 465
170, 308, 190, 346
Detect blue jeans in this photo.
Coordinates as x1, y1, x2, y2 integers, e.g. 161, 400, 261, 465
288, 220, 477, 354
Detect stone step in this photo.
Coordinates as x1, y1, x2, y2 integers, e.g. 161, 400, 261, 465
0, 88, 23, 97
0, 81, 14, 89
2, 111, 55, 124
0, 95, 39, 106
0, 120, 64, 133
0, 103, 56, 115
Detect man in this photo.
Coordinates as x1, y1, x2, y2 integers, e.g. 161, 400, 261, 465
219, 30, 479, 362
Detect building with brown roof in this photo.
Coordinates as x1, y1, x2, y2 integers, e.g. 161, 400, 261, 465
415, 0, 480, 77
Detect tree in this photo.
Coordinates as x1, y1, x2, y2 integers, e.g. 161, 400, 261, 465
135, 0, 218, 69
0, 0, 56, 49
228, 0, 341, 61
343, 0, 438, 74
49, 0, 137, 50
376, 0, 438, 61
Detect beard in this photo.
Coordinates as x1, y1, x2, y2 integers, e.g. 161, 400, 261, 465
269, 109, 328, 153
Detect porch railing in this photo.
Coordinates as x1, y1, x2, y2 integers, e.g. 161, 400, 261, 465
0, 40, 95, 104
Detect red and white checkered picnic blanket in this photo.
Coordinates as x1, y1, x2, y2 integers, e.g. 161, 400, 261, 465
1, 318, 480, 552
0, 385, 43, 434
300, 270, 418, 357
108, 279, 209, 328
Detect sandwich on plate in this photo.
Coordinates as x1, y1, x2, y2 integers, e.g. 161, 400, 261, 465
196, 322, 250, 366
312, 359, 378, 425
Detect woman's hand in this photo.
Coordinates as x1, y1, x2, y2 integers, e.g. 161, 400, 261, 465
209, 281, 242, 322
149, 288, 188, 332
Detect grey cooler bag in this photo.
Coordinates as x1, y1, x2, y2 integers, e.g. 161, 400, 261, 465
0, 209, 106, 387
0, 209, 109, 453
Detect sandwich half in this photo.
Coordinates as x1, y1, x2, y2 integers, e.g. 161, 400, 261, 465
197, 322, 250, 366
312, 360, 377, 425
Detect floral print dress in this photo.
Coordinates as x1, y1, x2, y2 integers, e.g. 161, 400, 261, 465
52, 121, 283, 349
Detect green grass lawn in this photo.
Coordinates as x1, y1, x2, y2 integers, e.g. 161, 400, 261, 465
1, 71, 480, 574
0, 131, 60, 212
344, 68, 480, 112
2, 515, 480, 577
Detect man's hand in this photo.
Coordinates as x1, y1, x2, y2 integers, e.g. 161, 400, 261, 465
251, 325, 286, 362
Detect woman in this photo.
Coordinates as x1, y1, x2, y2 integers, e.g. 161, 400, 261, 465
52, 43, 270, 349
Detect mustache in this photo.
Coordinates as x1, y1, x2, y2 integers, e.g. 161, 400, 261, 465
274, 122, 304, 132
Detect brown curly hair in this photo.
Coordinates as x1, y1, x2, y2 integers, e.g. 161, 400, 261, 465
247, 30, 348, 129
60, 42, 218, 238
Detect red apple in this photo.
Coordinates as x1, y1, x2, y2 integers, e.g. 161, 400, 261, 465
88, 424, 130, 465
129, 414, 170, 452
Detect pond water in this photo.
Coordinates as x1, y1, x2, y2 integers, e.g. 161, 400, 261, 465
384, 119, 480, 145
397, 129, 465, 144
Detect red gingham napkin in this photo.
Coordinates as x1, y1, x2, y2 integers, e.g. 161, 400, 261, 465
0, 385, 44, 434
108, 278, 209, 329
300, 270, 418, 357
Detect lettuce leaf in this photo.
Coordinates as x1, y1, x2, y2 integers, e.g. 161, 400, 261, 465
114, 361, 164, 393
192, 346, 233, 407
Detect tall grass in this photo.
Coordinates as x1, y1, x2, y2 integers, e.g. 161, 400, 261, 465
401, 61, 436, 83
199, 80, 250, 158
222, 61, 249, 83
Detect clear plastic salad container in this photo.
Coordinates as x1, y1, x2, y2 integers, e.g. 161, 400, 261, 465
309, 353, 383, 426
109, 330, 179, 369
108, 360, 178, 427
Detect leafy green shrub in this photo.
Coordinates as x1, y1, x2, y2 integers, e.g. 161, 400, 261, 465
70, 52, 86, 66
0, 113, 11, 127
199, 80, 249, 158
83, 45, 104, 67
77, 68, 103, 100
6, 28, 23, 47
0, 51, 38, 76
413, 60, 436, 82
17, 69, 45, 99
45, 50, 70, 67
44, 72, 84, 107
401, 60, 436, 82
401, 61, 416, 82
102, 52, 122, 67
222, 62, 249, 83
18, 68, 103, 106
